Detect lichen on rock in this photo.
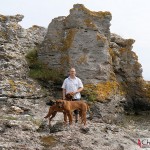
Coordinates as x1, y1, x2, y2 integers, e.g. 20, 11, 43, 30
38, 4, 150, 111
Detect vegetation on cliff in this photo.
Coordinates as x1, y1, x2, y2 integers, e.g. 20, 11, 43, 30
25, 47, 64, 83
83, 81, 125, 102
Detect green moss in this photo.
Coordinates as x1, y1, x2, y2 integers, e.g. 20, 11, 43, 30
0, 116, 18, 120
26, 47, 64, 83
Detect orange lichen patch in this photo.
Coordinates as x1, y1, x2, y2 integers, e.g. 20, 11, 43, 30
106, 47, 115, 65
108, 48, 116, 63
77, 54, 87, 64
0, 31, 7, 39
84, 19, 96, 28
73, 4, 111, 19
119, 48, 127, 53
61, 28, 77, 51
0, 15, 7, 22
8, 80, 17, 92
133, 61, 142, 70
96, 33, 106, 43
109, 71, 117, 81
125, 39, 135, 46
144, 82, 150, 99
131, 51, 138, 60
60, 55, 71, 65
32, 25, 41, 29
12, 24, 19, 30
83, 81, 125, 102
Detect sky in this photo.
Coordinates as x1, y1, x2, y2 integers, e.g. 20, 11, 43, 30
0, 0, 149, 80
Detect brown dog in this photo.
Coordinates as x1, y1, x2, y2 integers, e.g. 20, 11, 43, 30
44, 94, 72, 125
56, 100, 89, 125
44, 104, 68, 126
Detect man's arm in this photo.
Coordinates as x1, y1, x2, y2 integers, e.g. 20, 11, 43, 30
76, 87, 83, 94
71, 87, 83, 95
62, 88, 66, 100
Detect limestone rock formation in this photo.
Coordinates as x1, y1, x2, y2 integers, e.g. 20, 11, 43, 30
39, 4, 112, 84
0, 14, 47, 98
0, 4, 150, 150
39, 4, 150, 111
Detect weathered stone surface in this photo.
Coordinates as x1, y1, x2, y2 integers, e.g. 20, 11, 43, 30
0, 14, 47, 98
0, 4, 150, 150
39, 4, 112, 84
39, 4, 150, 111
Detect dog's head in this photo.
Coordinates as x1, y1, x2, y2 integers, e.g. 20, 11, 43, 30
56, 100, 65, 108
46, 100, 56, 106
65, 93, 73, 100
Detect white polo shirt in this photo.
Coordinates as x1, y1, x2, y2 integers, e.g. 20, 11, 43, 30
62, 76, 83, 99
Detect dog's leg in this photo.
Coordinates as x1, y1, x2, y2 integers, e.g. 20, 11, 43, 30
50, 111, 57, 121
44, 107, 52, 118
63, 112, 67, 125
82, 111, 87, 126
48, 111, 57, 126
87, 104, 93, 120
79, 110, 82, 123
67, 111, 73, 125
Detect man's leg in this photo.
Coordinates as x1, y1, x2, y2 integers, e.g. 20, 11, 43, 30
74, 110, 79, 123
73, 99, 80, 123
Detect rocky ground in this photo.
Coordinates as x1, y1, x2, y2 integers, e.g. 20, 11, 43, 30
1, 4, 150, 150
0, 96, 149, 150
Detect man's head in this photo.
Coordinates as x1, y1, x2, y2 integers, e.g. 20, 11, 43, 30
69, 68, 76, 78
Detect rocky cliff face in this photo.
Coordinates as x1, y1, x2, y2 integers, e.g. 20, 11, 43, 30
39, 4, 150, 111
0, 14, 46, 98
0, 4, 150, 150
39, 4, 112, 84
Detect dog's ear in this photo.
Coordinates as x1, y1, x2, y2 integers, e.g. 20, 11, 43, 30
62, 101, 65, 106
51, 99, 56, 104
53, 101, 56, 105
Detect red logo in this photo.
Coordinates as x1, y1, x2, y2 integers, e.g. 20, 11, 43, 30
137, 138, 150, 149
138, 139, 141, 148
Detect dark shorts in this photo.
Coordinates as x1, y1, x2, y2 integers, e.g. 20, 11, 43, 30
72, 99, 80, 115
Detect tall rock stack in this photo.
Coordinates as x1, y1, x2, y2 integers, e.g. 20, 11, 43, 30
0, 14, 46, 98
39, 4, 150, 110
39, 4, 112, 84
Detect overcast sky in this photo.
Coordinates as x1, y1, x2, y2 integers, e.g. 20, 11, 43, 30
0, 0, 149, 80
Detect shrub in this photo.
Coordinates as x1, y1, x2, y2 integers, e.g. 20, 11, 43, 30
26, 47, 64, 83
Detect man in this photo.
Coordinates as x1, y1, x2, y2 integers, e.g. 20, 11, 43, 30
62, 68, 84, 123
